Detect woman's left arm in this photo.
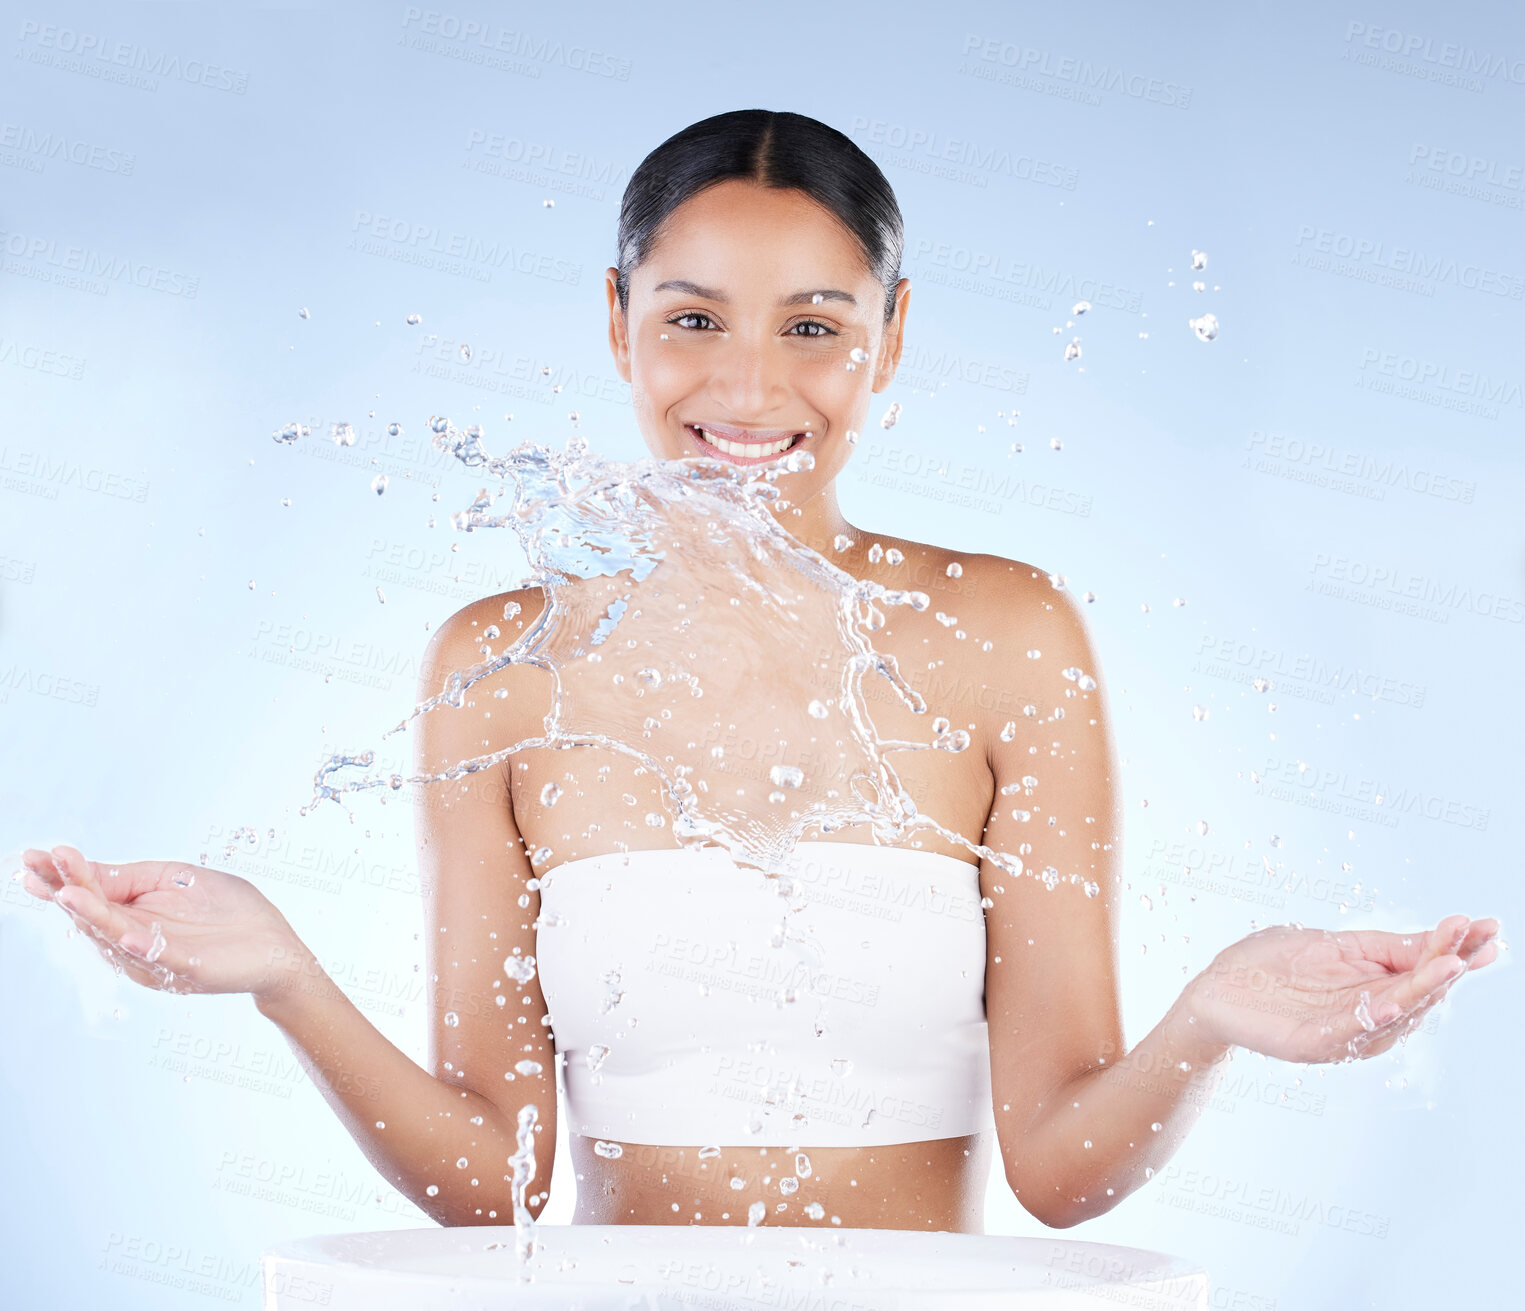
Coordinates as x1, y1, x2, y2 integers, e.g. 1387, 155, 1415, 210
970, 563, 1501, 1229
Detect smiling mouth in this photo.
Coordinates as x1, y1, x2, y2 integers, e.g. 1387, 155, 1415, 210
685, 424, 809, 461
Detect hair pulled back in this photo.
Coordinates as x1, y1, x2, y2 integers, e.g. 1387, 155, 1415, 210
615, 109, 904, 322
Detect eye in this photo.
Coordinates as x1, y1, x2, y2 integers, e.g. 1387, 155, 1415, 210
789, 320, 836, 338
668, 312, 716, 331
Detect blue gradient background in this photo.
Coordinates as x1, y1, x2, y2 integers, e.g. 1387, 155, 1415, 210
1, 2, 1520, 1307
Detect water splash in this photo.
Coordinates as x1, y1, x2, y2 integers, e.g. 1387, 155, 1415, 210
1189, 313, 1219, 343
507, 1104, 538, 1277
304, 424, 1024, 878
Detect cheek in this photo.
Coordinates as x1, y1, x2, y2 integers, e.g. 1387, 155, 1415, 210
633, 345, 701, 416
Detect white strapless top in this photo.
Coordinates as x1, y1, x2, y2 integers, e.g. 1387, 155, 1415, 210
534, 841, 995, 1147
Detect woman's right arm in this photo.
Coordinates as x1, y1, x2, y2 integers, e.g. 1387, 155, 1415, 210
20, 591, 556, 1225
255, 589, 557, 1226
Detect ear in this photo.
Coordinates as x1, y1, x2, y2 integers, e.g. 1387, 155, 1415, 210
871, 278, 911, 394
606, 267, 631, 383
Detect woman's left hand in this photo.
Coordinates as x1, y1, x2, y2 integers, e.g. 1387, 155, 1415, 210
1185, 914, 1502, 1063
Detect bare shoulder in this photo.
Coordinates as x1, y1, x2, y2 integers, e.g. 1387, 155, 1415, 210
858, 530, 1095, 660
959, 553, 1097, 647
418, 584, 550, 698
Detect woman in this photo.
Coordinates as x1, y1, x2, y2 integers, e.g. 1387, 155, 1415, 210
20, 110, 1500, 1235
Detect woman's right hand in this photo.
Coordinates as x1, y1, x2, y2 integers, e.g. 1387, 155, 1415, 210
19, 844, 309, 1001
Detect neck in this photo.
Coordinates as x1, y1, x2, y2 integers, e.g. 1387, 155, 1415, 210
768, 479, 857, 558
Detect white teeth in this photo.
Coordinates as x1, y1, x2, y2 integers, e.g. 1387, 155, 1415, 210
694, 427, 797, 458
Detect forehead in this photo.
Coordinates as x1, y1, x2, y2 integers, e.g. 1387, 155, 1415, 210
635, 179, 875, 292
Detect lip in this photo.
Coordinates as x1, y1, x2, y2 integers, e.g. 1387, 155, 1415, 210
683, 423, 810, 467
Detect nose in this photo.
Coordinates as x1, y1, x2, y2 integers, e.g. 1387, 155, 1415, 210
705, 335, 787, 417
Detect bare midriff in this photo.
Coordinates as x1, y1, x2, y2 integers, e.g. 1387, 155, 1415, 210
569, 1131, 994, 1232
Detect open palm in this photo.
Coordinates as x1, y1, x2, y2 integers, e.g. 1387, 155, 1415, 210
19, 844, 303, 998
1190, 914, 1501, 1063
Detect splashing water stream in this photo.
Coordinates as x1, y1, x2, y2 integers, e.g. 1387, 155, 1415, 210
304, 423, 1026, 881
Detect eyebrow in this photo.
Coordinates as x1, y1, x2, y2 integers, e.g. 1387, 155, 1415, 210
652, 279, 857, 307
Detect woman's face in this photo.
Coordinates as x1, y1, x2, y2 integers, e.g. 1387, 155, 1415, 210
605, 178, 909, 517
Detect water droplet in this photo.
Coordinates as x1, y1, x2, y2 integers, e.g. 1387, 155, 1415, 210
272, 421, 308, 444
1050, 437, 1063, 450
807, 700, 829, 719
594, 1140, 624, 1158
845, 428, 859, 445
1064, 339, 1082, 362
868, 543, 883, 563
297, 307, 310, 320
769, 764, 804, 789
331, 422, 356, 447
515, 1058, 543, 1076
1196, 820, 1209, 836
444, 1011, 459, 1027
747, 1201, 766, 1226
849, 347, 868, 364
884, 547, 903, 565
832, 534, 852, 552
540, 782, 562, 807
1190, 313, 1219, 343
1191, 250, 1207, 271
880, 402, 901, 429
406, 313, 422, 326
504, 955, 537, 985
811, 293, 824, 304
1192, 704, 1209, 722
371, 474, 388, 495
542, 198, 555, 208
1000, 721, 1016, 742
387, 422, 402, 437
795, 1152, 812, 1178
946, 562, 962, 578
426, 1184, 439, 1197
804, 1201, 825, 1219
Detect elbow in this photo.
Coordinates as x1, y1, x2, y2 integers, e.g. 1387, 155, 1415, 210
1005, 1168, 1102, 1230
1025, 1198, 1089, 1230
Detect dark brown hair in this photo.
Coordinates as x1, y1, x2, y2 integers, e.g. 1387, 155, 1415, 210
615, 109, 905, 322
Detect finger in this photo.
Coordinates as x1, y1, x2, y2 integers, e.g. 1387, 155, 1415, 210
1463, 940, 1500, 971
23, 869, 59, 901
51, 844, 108, 902
1457, 919, 1500, 964
21, 848, 65, 892
1340, 915, 1468, 975
1415, 915, 1471, 974
54, 882, 156, 957
51, 845, 145, 906
1370, 955, 1467, 1025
